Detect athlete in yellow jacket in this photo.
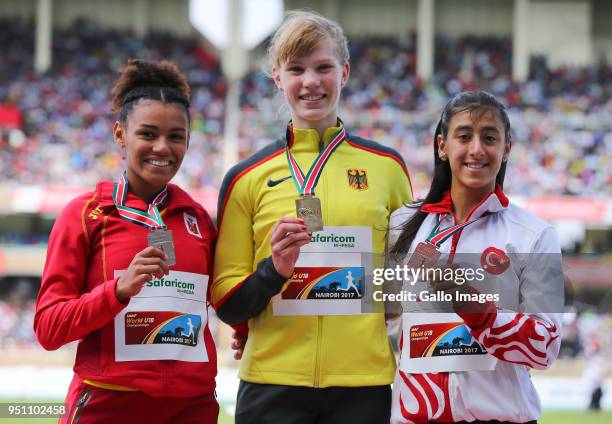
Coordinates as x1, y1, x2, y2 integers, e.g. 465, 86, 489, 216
212, 10, 412, 424
213, 123, 412, 385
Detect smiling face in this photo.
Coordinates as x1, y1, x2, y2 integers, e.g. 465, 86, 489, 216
437, 107, 510, 198
272, 38, 349, 133
113, 99, 189, 201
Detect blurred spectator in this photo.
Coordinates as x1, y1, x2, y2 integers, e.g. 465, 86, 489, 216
560, 306, 582, 358
0, 279, 37, 349
580, 311, 612, 412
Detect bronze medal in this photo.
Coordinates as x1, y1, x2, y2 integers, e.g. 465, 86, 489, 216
407, 241, 441, 269
148, 228, 176, 266
295, 196, 323, 233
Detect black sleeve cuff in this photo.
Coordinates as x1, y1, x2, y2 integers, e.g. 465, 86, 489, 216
216, 256, 288, 324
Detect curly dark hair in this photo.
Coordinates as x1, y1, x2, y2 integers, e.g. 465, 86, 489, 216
111, 59, 191, 124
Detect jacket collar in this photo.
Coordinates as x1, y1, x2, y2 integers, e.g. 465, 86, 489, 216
286, 120, 345, 153
421, 184, 509, 220
96, 181, 196, 212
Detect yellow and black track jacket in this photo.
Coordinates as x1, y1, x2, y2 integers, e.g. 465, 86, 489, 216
212, 125, 413, 388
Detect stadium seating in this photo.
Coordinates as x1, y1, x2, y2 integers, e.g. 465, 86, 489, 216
1, 19, 610, 197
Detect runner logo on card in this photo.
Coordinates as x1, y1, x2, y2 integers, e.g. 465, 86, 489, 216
282, 267, 364, 300
410, 322, 487, 358
124, 312, 201, 347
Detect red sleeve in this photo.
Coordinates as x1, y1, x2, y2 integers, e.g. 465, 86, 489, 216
33, 195, 126, 351
458, 309, 560, 369
455, 228, 563, 369
455, 288, 561, 369
197, 204, 248, 337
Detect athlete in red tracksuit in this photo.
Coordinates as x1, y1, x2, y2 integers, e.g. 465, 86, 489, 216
34, 60, 218, 423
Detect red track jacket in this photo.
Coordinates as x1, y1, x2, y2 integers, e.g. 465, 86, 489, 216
34, 182, 217, 397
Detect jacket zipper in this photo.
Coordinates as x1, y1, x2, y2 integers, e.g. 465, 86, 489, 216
313, 316, 323, 387
447, 194, 496, 262
163, 360, 171, 395
313, 140, 329, 388
448, 230, 462, 264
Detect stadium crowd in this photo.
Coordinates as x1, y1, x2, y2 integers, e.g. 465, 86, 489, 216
0, 19, 227, 190
241, 35, 612, 197
0, 20, 611, 197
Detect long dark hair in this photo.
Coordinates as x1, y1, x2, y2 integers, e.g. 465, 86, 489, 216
390, 91, 512, 255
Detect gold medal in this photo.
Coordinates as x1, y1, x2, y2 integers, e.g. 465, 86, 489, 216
284, 125, 347, 234
295, 195, 323, 233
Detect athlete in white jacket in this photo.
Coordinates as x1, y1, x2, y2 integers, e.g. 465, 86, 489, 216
388, 91, 563, 424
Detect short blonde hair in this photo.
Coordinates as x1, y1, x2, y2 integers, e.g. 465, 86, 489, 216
268, 10, 350, 68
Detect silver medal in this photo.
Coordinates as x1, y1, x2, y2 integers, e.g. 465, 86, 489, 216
148, 228, 176, 266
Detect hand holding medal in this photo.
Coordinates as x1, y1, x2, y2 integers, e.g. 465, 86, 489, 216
113, 172, 177, 263
407, 214, 485, 281
115, 246, 169, 304
270, 217, 311, 278
112, 173, 176, 303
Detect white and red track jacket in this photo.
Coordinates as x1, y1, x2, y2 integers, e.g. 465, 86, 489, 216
389, 186, 563, 423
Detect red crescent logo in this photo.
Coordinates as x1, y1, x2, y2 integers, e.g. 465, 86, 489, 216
481, 247, 510, 275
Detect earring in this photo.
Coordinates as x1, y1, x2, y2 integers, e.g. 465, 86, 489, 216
439, 155, 447, 161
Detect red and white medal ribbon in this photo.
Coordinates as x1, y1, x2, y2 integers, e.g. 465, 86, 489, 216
112, 173, 168, 230
285, 125, 346, 196
426, 213, 485, 248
